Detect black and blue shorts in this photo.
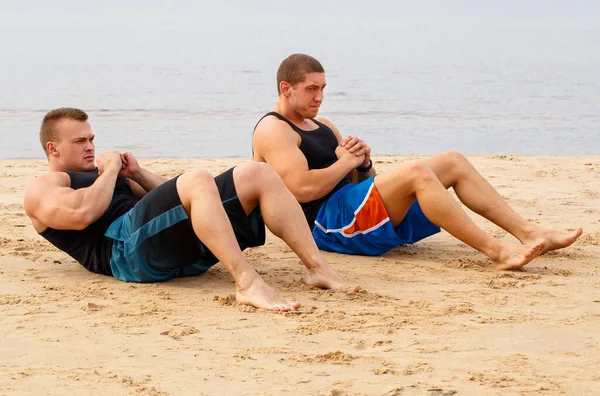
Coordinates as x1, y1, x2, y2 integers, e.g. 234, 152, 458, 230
104, 167, 265, 282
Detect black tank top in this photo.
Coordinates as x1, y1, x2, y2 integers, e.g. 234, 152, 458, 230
39, 169, 138, 275
255, 112, 350, 227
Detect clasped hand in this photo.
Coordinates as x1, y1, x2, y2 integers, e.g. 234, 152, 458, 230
97, 151, 141, 179
339, 135, 371, 167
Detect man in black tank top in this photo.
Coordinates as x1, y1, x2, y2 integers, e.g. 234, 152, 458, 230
252, 54, 582, 270
24, 108, 359, 312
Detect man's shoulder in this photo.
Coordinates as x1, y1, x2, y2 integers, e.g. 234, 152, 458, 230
255, 113, 290, 133
31, 171, 71, 188
25, 172, 70, 202
254, 115, 298, 145
23, 172, 66, 222
253, 115, 303, 163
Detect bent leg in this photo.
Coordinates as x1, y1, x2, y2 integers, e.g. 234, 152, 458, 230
232, 162, 360, 292
176, 169, 299, 311
374, 160, 544, 269
426, 151, 582, 253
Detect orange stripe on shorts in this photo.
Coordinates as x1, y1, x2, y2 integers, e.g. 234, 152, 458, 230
343, 186, 389, 235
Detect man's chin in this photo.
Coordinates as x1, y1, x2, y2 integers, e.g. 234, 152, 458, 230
80, 163, 96, 171
306, 109, 320, 118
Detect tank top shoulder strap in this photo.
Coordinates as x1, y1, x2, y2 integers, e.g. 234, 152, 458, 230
252, 111, 328, 155
253, 111, 306, 134
271, 112, 329, 134
311, 118, 330, 131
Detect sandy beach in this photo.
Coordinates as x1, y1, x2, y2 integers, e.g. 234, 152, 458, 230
0, 155, 598, 395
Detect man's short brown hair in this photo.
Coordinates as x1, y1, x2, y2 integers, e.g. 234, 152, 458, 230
277, 54, 325, 94
40, 107, 88, 156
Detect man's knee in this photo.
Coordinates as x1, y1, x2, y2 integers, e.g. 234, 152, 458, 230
177, 169, 218, 198
187, 169, 215, 184
232, 162, 283, 212
236, 162, 280, 184
444, 150, 468, 163
442, 150, 471, 176
403, 160, 437, 184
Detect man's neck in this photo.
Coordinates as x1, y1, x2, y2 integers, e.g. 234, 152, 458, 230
48, 162, 92, 173
48, 161, 66, 173
273, 99, 311, 126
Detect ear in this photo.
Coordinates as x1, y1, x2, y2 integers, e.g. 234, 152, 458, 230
280, 81, 293, 97
46, 142, 59, 157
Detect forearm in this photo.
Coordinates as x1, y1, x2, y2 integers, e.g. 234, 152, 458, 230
75, 167, 120, 223
130, 168, 168, 192
299, 159, 357, 202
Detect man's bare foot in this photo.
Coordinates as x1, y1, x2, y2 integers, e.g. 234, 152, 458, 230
492, 239, 545, 270
303, 263, 361, 293
236, 276, 300, 312
522, 227, 583, 255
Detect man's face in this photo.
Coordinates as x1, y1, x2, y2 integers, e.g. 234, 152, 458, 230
289, 72, 326, 119
50, 119, 96, 171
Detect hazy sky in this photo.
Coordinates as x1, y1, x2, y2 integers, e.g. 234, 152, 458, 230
1, 0, 599, 30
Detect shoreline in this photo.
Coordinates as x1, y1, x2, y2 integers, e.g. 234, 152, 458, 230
2, 153, 600, 162
1, 155, 599, 394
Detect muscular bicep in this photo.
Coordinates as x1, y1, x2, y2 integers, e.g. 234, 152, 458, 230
253, 122, 314, 200
24, 174, 92, 230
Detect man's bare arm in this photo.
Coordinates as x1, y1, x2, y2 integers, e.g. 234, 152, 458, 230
24, 156, 122, 231
119, 152, 168, 197
253, 118, 364, 203
126, 168, 168, 200
130, 168, 168, 192
316, 116, 377, 182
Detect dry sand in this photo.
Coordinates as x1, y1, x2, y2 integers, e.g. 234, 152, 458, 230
0, 155, 599, 395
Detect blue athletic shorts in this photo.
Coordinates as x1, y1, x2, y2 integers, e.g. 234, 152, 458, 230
104, 168, 265, 282
312, 176, 440, 256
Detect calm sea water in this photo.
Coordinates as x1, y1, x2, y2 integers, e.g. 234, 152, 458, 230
1, 1, 599, 158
